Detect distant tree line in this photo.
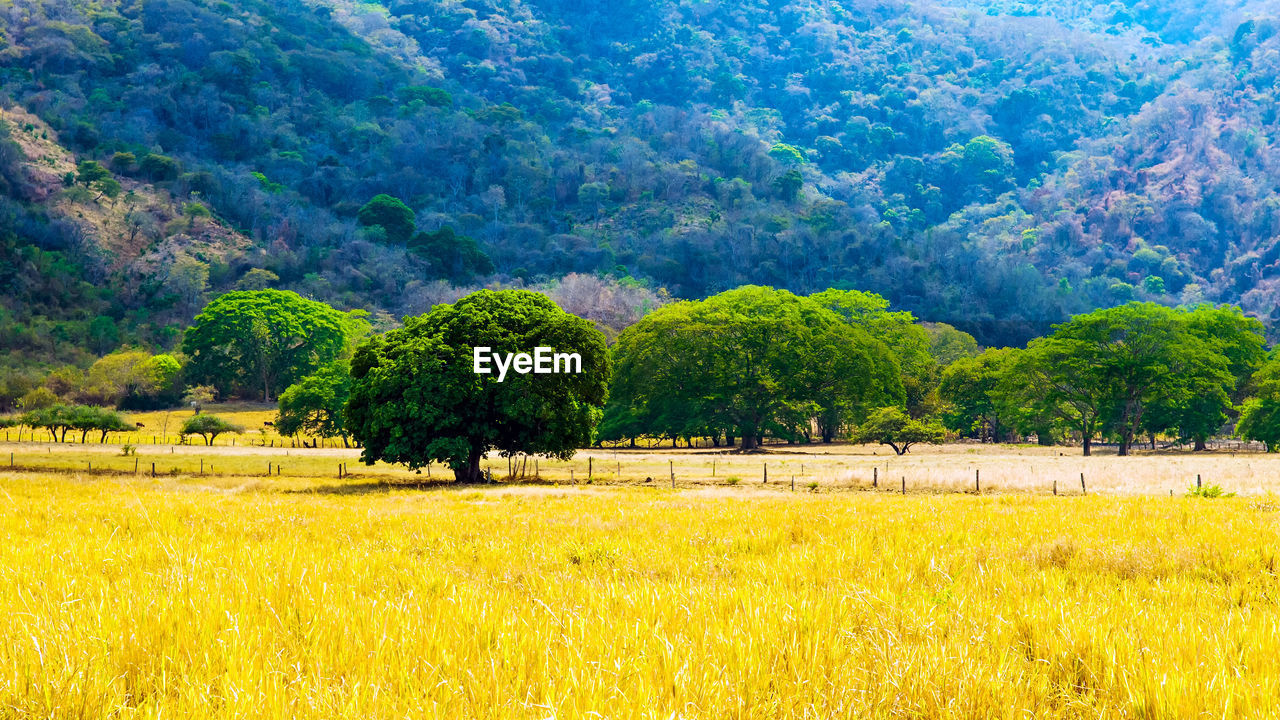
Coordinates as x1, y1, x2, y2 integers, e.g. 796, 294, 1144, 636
9, 286, 1280, 473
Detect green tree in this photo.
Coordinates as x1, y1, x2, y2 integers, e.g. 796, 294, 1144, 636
180, 414, 244, 445
139, 153, 179, 182
75, 159, 110, 186
67, 406, 134, 443
346, 290, 610, 483
606, 286, 902, 449
1018, 303, 1232, 456
235, 268, 279, 291
923, 322, 981, 366
22, 405, 75, 442
853, 407, 946, 455
276, 362, 353, 446
811, 289, 938, 416
182, 290, 349, 401
408, 226, 494, 280
1238, 398, 1280, 452
357, 194, 415, 244
1145, 304, 1265, 450
939, 347, 1018, 441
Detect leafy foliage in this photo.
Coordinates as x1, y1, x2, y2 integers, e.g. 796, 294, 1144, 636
853, 407, 947, 456
179, 414, 245, 446
276, 362, 353, 444
603, 286, 903, 448
346, 290, 610, 482
182, 291, 349, 402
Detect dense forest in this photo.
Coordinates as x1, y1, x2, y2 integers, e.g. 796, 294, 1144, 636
4, 0, 1280, 375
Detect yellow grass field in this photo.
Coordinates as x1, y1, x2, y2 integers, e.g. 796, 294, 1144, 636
1, 469, 1279, 718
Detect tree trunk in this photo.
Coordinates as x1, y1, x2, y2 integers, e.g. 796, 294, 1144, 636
1193, 436, 1207, 452
454, 445, 484, 483
740, 434, 757, 450
1117, 438, 1129, 457
1082, 435, 1091, 457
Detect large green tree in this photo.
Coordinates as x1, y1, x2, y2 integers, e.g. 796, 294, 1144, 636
1236, 350, 1280, 452
939, 347, 1019, 442
605, 286, 903, 449
346, 290, 610, 483
1016, 303, 1233, 456
182, 290, 349, 402
853, 407, 946, 455
276, 362, 353, 446
811, 289, 938, 416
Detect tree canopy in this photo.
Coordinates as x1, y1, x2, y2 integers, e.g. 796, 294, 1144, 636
276, 362, 353, 446
346, 290, 610, 483
603, 286, 904, 449
182, 290, 349, 402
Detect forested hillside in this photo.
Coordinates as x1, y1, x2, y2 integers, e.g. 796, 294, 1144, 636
3, 0, 1280, 365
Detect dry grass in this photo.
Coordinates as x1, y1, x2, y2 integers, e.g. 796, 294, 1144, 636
2, 431, 1278, 497
0, 471, 1278, 718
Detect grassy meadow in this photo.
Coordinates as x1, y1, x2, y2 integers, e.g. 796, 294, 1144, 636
4, 406, 1280, 717
0, 472, 1279, 718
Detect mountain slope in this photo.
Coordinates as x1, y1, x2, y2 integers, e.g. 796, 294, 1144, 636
3, 0, 1280, 352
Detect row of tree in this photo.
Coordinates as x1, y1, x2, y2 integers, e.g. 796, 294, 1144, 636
11, 287, 1280, 481
2, 404, 245, 446
939, 303, 1268, 455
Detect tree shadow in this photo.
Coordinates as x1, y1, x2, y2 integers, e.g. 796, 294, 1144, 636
287, 475, 455, 495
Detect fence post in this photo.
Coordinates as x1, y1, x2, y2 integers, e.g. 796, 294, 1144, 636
1197, 474, 1202, 490
873, 467, 878, 488
589, 457, 593, 481
791, 475, 795, 492
151, 463, 156, 477
901, 476, 906, 495
975, 469, 980, 494
1080, 472, 1086, 496
1053, 479, 1057, 496
763, 463, 768, 484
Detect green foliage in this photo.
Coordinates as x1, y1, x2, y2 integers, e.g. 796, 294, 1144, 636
235, 268, 280, 291
346, 290, 611, 483
1012, 303, 1240, 455
853, 407, 946, 455
276, 362, 352, 443
138, 153, 179, 182
182, 290, 348, 402
1185, 483, 1235, 498
357, 194, 415, 244
179, 414, 244, 446
398, 86, 452, 107
939, 348, 1018, 440
924, 323, 981, 367
1237, 397, 1280, 452
19, 404, 133, 443
75, 160, 109, 186
812, 289, 939, 416
605, 286, 903, 448
408, 226, 494, 280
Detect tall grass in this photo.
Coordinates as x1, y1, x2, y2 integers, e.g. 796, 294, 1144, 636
0, 473, 1277, 717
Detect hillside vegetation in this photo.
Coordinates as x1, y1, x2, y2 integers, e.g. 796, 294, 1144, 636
4, 0, 1280, 360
